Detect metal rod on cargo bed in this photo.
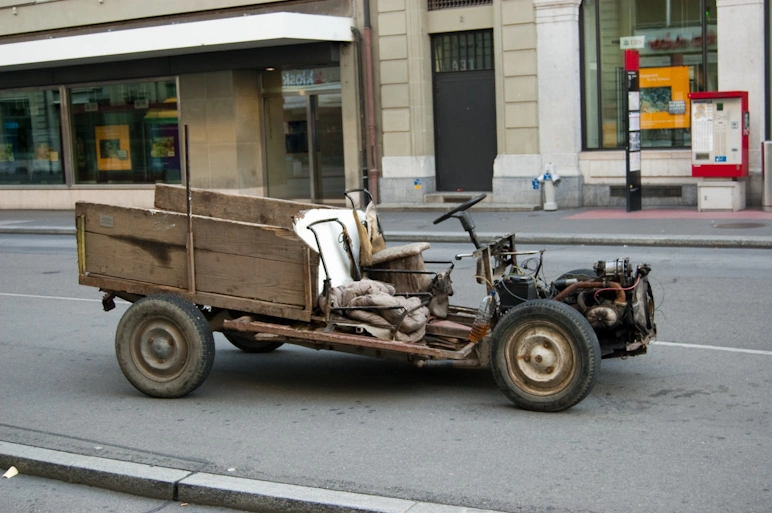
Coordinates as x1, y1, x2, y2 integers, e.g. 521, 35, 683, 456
184, 124, 196, 294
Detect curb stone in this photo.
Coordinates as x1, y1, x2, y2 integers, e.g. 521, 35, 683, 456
0, 441, 504, 513
3, 226, 772, 249
385, 231, 772, 249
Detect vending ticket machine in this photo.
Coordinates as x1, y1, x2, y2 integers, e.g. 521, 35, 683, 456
688, 91, 748, 211
688, 91, 749, 177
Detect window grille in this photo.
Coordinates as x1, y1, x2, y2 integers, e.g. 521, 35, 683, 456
428, 0, 492, 11
432, 30, 493, 73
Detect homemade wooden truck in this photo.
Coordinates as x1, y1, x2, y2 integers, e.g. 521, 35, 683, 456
76, 185, 656, 412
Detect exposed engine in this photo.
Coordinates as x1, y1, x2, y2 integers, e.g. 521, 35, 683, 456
495, 257, 657, 358
551, 258, 656, 358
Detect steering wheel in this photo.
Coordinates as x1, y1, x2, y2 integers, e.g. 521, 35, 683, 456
432, 193, 487, 225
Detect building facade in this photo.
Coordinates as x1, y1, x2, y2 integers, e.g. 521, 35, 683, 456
375, 0, 768, 208
0, 0, 768, 209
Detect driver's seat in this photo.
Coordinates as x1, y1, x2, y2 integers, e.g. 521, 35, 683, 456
366, 242, 432, 294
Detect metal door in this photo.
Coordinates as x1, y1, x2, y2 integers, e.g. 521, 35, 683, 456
434, 70, 496, 192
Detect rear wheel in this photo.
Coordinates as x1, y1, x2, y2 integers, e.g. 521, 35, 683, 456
223, 332, 284, 353
115, 294, 214, 398
490, 300, 600, 412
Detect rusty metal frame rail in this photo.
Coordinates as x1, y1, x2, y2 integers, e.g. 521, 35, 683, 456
223, 317, 477, 360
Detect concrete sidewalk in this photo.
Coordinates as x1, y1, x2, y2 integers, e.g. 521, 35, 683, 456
2, 206, 772, 248
0, 441, 502, 513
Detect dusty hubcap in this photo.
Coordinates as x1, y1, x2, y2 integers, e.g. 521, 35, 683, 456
131, 318, 189, 382
506, 322, 576, 396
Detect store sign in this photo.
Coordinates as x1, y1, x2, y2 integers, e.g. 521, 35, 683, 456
620, 36, 645, 50
637, 27, 716, 54
282, 68, 340, 87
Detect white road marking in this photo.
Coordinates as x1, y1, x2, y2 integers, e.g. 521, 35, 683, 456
653, 340, 772, 356
0, 292, 127, 304
1, 293, 770, 356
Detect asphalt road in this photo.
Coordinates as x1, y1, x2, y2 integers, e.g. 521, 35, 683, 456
1, 234, 771, 513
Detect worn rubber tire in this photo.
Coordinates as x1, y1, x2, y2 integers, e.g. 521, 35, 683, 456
490, 299, 601, 412
115, 294, 215, 398
223, 332, 284, 353
556, 268, 597, 281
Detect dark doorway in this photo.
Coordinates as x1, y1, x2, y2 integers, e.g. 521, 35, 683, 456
432, 30, 496, 192
434, 70, 496, 191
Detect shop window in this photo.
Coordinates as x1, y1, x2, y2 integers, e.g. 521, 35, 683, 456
70, 79, 180, 184
433, 30, 493, 73
582, 0, 717, 149
263, 67, 344, 202
0, 89, 64, 185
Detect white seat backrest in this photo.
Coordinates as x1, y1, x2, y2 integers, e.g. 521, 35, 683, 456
293, 208, 363, 293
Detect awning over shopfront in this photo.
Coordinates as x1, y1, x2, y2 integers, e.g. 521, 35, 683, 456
0, 12, 354, 71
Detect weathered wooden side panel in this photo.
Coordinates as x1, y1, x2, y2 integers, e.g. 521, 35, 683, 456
154, 184, 330, 229
76, 200, 320, 319
77, 203, 188, 289
78, 203, 187, 245
195, 250, 307, 306
84, 232, 188, 289
192, 217, 307, 265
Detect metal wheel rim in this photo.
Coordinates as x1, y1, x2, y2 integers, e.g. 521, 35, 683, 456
130, 316, 189, 382
504, 320, 576, 397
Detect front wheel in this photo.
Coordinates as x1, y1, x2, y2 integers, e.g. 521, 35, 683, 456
490, 300, 601, 412
115, 294, 215, 398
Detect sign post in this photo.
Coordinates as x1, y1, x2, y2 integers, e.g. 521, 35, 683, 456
624, 49, 642, 212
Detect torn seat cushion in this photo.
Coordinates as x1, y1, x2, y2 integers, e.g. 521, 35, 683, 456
318, 279, 430, 343
367, 242, 432, 295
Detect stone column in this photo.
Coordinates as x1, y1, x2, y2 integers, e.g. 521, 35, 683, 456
179, 70, 265, 195
533, 0, 583, 207
716, 0, 765, 205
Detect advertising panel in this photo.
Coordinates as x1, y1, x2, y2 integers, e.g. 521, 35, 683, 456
95, 125, 131, 172
639, 66, 690, 130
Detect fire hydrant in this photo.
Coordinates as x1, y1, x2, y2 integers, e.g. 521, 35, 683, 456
533, 163, 561, 211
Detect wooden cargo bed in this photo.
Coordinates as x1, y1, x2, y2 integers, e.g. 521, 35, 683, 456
76, 185, 321, 322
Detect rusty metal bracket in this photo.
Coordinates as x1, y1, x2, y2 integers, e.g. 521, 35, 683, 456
101, 291, 116, 312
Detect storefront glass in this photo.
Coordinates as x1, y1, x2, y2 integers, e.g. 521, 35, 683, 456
582, 0, 717, 149
0, 89, 64, 185
70, 79, 180, 184
263, 67, 343, 202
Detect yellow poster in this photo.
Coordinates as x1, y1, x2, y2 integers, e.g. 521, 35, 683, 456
639, 66, 690, 130
95, 125, 131, 171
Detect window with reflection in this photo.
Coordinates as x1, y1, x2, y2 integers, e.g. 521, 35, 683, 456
0, 89, 64, 185
70, 79, 180, 184
582, 0, 717, 149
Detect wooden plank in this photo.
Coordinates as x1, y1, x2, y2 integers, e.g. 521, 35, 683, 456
79, 274, 312, 322
425, 320, 472, 339
76, 202, 187, 246
223, 318, 477, 360
154, 184, 331, 229
195, 249, 308, 306
304, 248, 316, 312
84, 232, 187, 289
192, 216, 307, 265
